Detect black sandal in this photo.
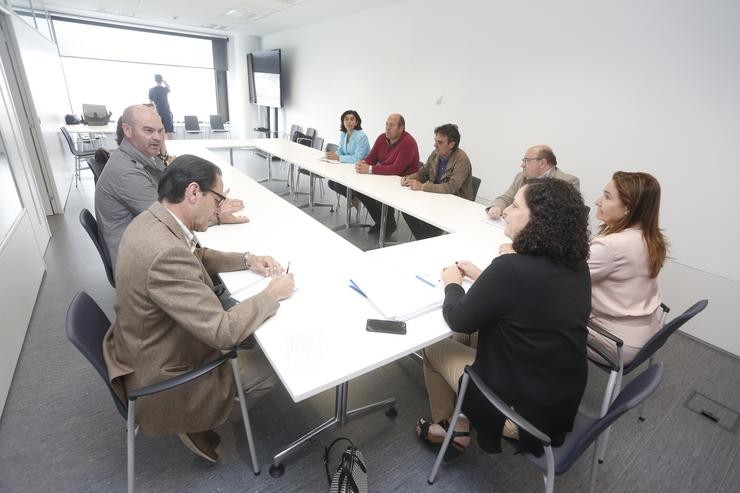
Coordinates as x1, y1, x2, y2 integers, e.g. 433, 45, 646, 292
439, 419, 471, 452
416, 417, 444, 446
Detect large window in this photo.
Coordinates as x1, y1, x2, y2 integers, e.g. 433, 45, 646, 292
53, 20, 220, 124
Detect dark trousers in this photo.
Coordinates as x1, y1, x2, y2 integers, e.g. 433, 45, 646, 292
328, 180, 348, 197
356, 193, 396, 229
403, 213, 443, 240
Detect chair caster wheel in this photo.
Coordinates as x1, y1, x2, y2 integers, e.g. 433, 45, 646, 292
385, 407, 398, 418
269, 463, 285, 477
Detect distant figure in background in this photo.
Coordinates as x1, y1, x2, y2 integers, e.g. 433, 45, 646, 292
588, 171, 667, 365
148, 74, 174, 139
326, 109, 370, 212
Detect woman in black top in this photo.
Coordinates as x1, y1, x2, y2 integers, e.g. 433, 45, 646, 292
416, 178, 591, 456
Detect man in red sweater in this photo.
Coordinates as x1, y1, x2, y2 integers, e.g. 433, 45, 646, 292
355, 113, 420, 236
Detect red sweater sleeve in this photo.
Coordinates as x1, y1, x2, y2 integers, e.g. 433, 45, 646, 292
363, 135, 383, 165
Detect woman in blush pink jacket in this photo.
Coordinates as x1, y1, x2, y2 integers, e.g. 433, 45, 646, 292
588, 171, 668, 365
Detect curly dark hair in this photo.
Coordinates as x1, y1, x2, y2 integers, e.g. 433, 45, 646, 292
512, 179, 590, 267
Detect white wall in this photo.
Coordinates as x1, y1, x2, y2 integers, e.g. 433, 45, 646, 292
260, 0, 740, 354
227, 33, 261, 139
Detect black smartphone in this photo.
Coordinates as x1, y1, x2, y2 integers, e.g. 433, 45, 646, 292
366, 319, 407, 335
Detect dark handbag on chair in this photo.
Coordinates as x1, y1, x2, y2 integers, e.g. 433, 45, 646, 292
323, 437, 367, 493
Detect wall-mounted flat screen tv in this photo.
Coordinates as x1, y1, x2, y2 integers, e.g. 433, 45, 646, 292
247, 49, 282, 108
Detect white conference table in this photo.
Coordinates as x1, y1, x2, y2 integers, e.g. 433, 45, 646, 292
166, 140, 508, 475
173, 138, 499, 245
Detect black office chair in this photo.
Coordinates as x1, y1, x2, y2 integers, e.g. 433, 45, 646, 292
292, 132, 333, 212
79, 209, 116, 288
60, 127, 96, 188
65, 291, 261, 493
429, 363, 664, 493
87, 158, 104, 184
287, 124, 301, 140
471, 176, 482, 201
184, 115, 203, 138
209, 114, 231, 139
588, 299, 708, 462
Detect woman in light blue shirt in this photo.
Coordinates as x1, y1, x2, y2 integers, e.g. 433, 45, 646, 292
327, 110, 370, 209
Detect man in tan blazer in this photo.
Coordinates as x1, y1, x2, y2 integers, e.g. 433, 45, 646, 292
401, 123, 474, 240
103, 154, 294, 462
486, 145, 580, 219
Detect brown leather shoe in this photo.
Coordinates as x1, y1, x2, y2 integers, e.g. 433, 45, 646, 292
178, 431, 220, 462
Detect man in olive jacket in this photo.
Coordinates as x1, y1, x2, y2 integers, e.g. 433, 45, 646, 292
401, 124, 474, 240
103, 155, 294, 462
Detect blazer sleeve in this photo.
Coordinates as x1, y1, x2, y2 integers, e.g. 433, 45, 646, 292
407, 153, 433, 181
588, 236, 615, 282
492, 173, 522, 210
422, 151, 472, 195
442, 258, 512, 334
147, 245, 279, 349
200, 249, 246, 274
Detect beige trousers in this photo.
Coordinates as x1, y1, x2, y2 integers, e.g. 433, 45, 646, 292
422, 332, 519, 439
237, 346, 278, 402
422, 333, 477, 423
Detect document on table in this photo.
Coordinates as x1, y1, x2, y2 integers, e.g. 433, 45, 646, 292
481, 217, 506, 229
349, 259, 445, 321
319, 157, 340, 163
219, 270, 270, 302
414, 271, 474, 291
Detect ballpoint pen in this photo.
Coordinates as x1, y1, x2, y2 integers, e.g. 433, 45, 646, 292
286, 262, 291, 274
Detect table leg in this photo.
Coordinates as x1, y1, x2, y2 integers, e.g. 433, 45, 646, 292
257, 153, 272, 183
379, 204, 387, 247
268, 382, 396, 477
345, 189, 353, 229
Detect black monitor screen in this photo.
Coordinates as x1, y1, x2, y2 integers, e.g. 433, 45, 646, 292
248, 49, 282, 108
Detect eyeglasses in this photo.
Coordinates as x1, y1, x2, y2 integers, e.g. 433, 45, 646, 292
521, 157, 543, 164
205, 189, 228, 208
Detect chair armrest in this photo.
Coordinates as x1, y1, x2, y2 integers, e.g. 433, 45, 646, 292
587, 320, 623, 347
127, 349, 237, 400
464, 366, 551, 446
586, 340, 620, 371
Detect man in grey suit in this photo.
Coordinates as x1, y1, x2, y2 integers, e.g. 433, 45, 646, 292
103, 155, 294, 462
486, 145, 579, 219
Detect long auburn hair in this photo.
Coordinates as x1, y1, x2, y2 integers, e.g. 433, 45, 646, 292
598, 171, 667, 277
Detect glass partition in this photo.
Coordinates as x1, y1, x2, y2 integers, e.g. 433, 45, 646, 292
0, 131, 23, 244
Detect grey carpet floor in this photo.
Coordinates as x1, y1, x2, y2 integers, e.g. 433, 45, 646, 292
1, 149, 738, 492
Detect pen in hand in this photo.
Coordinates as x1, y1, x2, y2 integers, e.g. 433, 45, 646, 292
286, 261, 291, 274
